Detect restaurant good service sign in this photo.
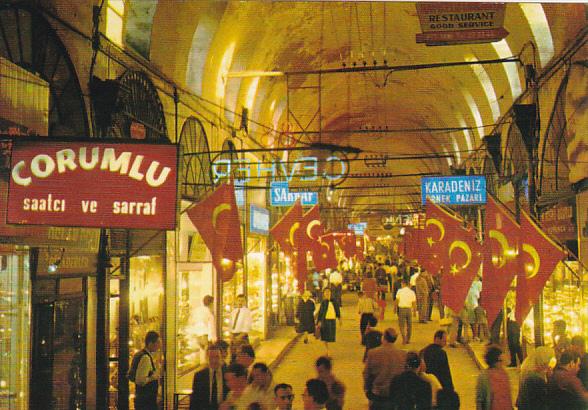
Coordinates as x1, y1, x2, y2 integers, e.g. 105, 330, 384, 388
7, 140, 178, 230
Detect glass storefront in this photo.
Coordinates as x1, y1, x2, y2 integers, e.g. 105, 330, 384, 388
0, 248, 30, 410
246, 238, 267, 336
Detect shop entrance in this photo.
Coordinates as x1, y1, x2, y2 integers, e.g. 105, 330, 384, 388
31, 283, 86, 410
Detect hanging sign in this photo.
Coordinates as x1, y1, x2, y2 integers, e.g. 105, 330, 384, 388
250, 205, 270, 235
540, 203, 576, 242
421, 175, 486, 205
415, 3, 508, 46
348, 222, 367, 235
7, 140, 178, 229
270, 181, 318, 207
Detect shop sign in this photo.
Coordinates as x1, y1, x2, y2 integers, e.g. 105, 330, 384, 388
348, 222, 367, 235
540, 203, 577, 242
212, 155, 348, 184
250, 205, 270, 235
7, 140, 178, 230
421, 175, 486, 205
415, 2, 508, 46
381, 214, 415, 230
270, 181, 318, 207
36, 247, 97, 276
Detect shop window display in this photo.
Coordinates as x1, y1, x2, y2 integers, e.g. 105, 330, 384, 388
247, 246, 266, 336
0, 250, 30, 410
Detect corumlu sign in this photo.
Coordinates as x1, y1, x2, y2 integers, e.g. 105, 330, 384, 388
7, 139, 178, 230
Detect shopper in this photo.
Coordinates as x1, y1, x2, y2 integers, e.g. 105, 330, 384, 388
296, 290, 316, 344
244, 362, 275, 409
316, 288, 341, 355
570, 335, 588, 389
420, 330, 454, 391
194, 295, 217, 364
475, 345, 513, 410
234, 344, 256, 370
363, 328, 407, 409
415, 269, 433, 323
548, 350, 588, 409
506, 308, 523, 367
516, 346, 553, 410
302, 378, 330, 410
417, 351, 442, 408
129, 331, 161, 410
315, 356, 345, 410
395, 280, 416, 344
357, 291, 378, 345
220, 363, 256, 410
190, 343, 229, 410
230, 294, 253, 343
388, 352, 432, 410
274, 383, 295, 410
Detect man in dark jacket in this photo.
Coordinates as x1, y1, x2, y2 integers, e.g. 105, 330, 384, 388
190, 343, 229, 409
420, 330, 454, 391
389, 352, 432, 409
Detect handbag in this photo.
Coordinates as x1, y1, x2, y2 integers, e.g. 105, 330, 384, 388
314, 322, 322, 339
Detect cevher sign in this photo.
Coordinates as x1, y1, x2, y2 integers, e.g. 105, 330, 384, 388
7, 140, 178, 229
421, 175, 486, 205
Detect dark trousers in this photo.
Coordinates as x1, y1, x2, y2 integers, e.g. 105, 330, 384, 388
490, 310, 503, 345
508, 338, 523, 365
360, 313, 374, 344
135, 381, 158, 410
398, 307, 412, 343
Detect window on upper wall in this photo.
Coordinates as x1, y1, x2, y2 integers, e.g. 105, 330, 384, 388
105, 0, 125, 47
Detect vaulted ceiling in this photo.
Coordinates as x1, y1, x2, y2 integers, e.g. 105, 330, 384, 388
148, 1, 586, 222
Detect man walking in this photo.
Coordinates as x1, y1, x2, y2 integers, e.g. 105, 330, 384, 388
190, 343, 228, 409
274, 383, 295, 410
396, 280, 416, 344
363, 328, 407, 409
130, 331, 161, 410
388, 352, 432, 409
420, 330, 454, 391
230, 294, 253, 342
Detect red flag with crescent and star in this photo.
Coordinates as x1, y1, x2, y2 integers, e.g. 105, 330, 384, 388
269, 200, 303, 255
186, 182, 243, 282
515, 211, 566, 324
295, 205, 324, 252
356, 235, 366, 262
441, 222, 483, 314
334, 230, 357, 259
481, 196, 520, 325
312, 232, 338, 271
420, 200, 463, 275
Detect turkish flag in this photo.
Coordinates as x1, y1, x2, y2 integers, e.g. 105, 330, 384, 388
295, 205, 324, 252
441, 223, 483, 314
186, 182, 243, 282
420, 200, 463, 275
334, 230, 357, 259
312, 232, 338, 271
515, 211, 566, 324
481, 196, 520, 325
356, 236, 366, 262
269, 200, 303, 255
403, 226, 422, 261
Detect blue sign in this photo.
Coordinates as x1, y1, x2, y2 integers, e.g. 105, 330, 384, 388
348, 222, 367, 235
421, 175, 486, 205
270, 182, 318, 207
235, 182, 245, 207
250, 205, 270, 235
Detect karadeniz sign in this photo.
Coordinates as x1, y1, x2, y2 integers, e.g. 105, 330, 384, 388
421, 175, 486, 205
270, 182, 318, 207
250, 205, 270, 235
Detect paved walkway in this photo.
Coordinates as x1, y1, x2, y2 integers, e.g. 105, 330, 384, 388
272, 292, 513, 409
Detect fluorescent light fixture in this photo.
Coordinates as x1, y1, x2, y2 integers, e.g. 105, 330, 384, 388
465, 55, 501, 122
216, 42, 236, 100
457, 113, 473, 152
492, 39, 522, 100
520, 4, 554, 67
462, 89, 485, 140
244, 77, 260, 110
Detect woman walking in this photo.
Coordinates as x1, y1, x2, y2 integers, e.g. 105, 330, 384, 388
357, 291, 378, 345
317, 288, 341, 355
296, 290, 316, 344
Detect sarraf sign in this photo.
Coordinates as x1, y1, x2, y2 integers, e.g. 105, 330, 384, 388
8, 140, 178, 230
415, 2, 508, 46
421, 175, 486, 205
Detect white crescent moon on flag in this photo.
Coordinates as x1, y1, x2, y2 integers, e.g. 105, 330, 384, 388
289, 222, 300, 246
212, 203, 231, 229
449, 240, 472, 269
522, 243, 540, 279
489, 229, 510, 269
306, 220, 321, 240
426, 218, 445, 243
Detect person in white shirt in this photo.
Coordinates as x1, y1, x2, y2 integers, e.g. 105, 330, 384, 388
194, 295, 217, 363
396, 280, 417, 344
132, 331, 161, 410
231, 294, 253, 342
220, 363, 257, 410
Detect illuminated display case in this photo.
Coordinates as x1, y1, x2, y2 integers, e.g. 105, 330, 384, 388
246, 238, 267, 336
0, 249, 30, 410
523, 262, 587, 346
